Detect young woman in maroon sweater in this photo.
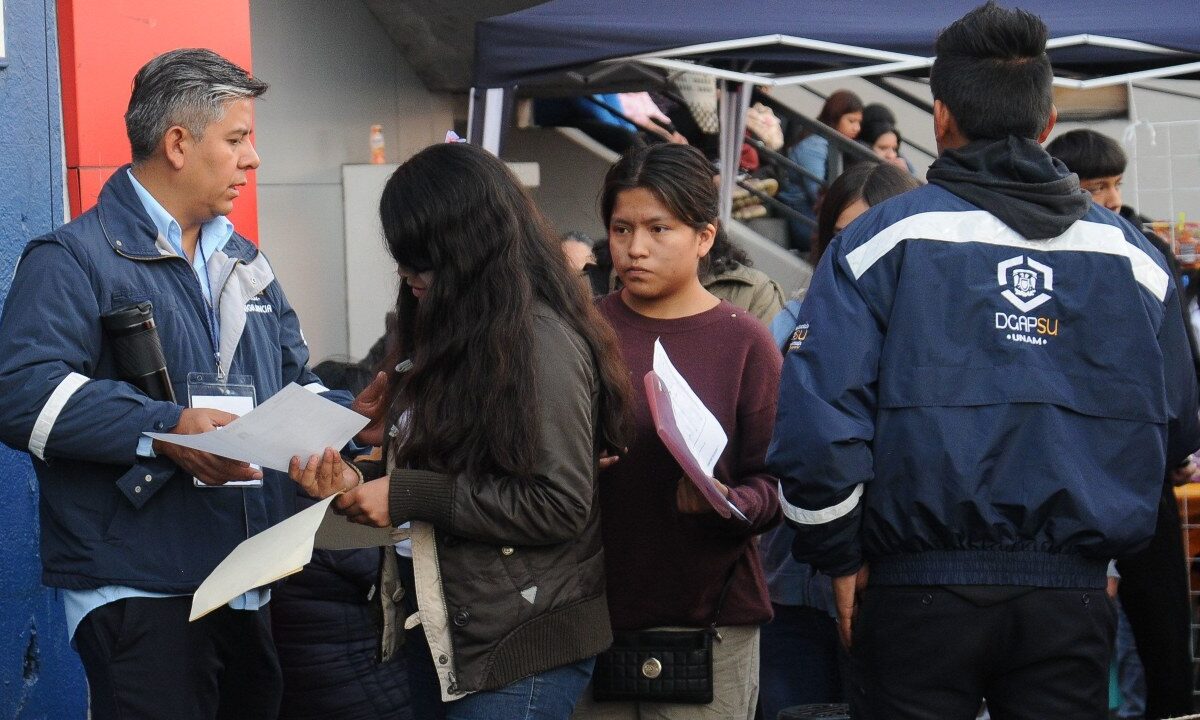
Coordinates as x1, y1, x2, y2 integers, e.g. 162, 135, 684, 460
573, 143, 783, 720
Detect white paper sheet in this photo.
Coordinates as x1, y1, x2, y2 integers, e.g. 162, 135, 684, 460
190, 495, 405, 621
652, 339, 729, 476
147, 383, 369, 473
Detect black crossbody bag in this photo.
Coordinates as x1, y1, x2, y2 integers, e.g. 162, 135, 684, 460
591, 564, 739, 704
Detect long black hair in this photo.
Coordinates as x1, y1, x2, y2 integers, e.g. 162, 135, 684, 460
380, 142, 629, 476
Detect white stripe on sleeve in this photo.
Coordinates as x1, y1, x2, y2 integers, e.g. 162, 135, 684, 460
303, 382, 331, 394
29, 373, 90, 461
778, 482, 864, 526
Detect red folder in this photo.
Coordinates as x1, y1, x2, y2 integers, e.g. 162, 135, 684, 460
644, 371, 744, 521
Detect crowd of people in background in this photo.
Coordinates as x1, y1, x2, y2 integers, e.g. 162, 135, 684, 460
310, 4, 1200, 718
4, 3, 1200, 720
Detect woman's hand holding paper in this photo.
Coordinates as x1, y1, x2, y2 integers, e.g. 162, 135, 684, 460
335, 477, 391, 527
352, 371, 390, 447
289, 447, 360, 499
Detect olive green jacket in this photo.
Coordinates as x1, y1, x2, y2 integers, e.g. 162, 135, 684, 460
702, 262, 786, 325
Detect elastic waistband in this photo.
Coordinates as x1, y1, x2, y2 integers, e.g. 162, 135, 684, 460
869, 550, 1107, 589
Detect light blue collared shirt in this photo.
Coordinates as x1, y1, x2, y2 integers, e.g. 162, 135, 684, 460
127, 168, 234, 307
63, 171, 266, 644
131, 170, 232, 460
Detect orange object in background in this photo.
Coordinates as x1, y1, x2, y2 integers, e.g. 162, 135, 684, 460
369, 125, 386, 164
57, 0, 259, 240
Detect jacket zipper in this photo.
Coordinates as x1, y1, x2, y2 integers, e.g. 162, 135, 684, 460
114, 242, 251, 539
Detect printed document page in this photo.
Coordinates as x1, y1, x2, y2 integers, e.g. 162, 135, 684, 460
652, 338, 728, 476
649, 340, 746, 521
147, 383, 368, 473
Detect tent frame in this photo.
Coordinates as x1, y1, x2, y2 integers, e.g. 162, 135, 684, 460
468, 28, 1200, 219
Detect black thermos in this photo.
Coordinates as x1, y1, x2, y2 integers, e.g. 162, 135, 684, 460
101, 302, 176, 403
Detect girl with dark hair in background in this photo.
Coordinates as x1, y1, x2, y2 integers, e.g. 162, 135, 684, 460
854, 119, 908, 171
777, 90, 864, 251
760, 161, 919, 720
290, 141, 630, 720
770, 161, 920, 384
571, 143, 782, 720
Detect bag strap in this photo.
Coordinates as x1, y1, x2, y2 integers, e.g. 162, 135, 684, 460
708, 558, 741, 631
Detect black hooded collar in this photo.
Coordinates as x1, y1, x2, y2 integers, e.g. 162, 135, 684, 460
927, 136, 1091, 240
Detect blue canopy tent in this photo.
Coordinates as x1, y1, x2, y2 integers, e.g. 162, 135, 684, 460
469, 0, 1200, 219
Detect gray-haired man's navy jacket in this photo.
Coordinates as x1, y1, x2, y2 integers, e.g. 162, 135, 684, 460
0, 166, 341, 592
769, 138, 1200, 588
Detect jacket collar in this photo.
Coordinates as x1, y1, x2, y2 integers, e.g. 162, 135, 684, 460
96, 164, 259, 263
702, 261, 758, 288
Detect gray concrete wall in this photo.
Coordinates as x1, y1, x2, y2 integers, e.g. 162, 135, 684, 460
250, 0, 454, 363
502, 126, 619, 241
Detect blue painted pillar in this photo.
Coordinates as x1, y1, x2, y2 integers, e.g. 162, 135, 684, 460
0, 0, 87, 717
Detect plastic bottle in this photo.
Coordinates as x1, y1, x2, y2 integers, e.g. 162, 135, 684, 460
369, 125, 386, 164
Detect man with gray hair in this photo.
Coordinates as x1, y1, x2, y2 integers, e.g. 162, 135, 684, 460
0, 49, 345, 719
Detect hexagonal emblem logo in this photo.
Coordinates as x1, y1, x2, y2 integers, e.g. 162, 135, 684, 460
997, 255, 1053, 312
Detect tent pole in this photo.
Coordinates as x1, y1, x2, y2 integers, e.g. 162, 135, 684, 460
718, 80, 752, 226
467, 87, 509, 155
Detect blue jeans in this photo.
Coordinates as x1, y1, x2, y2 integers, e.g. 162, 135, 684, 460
398, 557, 594, 720
445, 657, 595, 720
1114, 598, 1147, 718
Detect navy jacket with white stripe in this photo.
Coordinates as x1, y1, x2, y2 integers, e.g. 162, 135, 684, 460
0, 167, 343, 592
769, 182, 1200, 587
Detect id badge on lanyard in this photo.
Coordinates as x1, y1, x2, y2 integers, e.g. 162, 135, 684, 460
188, 372, 261, 488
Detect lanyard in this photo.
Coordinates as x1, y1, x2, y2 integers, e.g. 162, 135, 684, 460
195, 232, 223, 376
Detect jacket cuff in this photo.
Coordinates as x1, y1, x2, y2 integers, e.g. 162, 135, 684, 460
116, 455, 179, 508
389, 468, 454, 527
149, 400, 184, 432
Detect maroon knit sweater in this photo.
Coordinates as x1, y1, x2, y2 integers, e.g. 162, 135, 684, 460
598, 293, 783, 631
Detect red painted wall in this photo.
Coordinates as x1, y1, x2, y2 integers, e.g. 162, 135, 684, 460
57, 0, 259, 239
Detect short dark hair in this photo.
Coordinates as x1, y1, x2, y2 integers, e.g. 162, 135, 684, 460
126, 49, 267, 163
862, 103, 898, 128
601, 143, 754, 276
858, 119, 901, 151
930, 1, 1053, 141
1044, 129, 1127, 180
813, 163, 921, 265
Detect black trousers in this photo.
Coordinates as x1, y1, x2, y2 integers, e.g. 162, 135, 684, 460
848, 586, 1115, 720
1118, 487, 1196, 718
74, 596, 282, 720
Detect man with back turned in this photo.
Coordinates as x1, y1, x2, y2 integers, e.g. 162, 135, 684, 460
769, 4, 1200, 717
0, 49, 344, 719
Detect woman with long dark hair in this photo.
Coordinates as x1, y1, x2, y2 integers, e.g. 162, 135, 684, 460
571, 143, 782, 720
290, 141, 630, 720
777, 89, 864, 251
854, 119, 907, 170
